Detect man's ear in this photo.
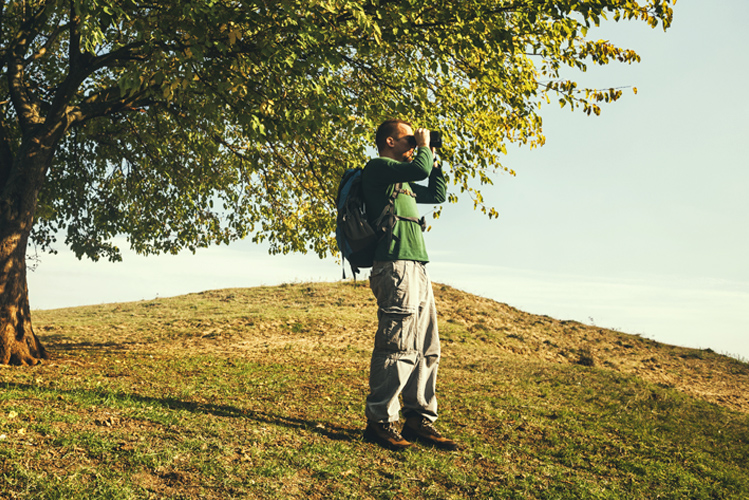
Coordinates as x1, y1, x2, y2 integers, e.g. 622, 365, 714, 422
385, 136, 395, 148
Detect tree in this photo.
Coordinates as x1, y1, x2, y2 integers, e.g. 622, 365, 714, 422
0, 0, 674, 365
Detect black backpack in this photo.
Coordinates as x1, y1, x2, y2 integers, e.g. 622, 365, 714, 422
335, 168, 424, 277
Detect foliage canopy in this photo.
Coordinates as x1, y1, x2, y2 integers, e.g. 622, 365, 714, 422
1, 0, 675, 262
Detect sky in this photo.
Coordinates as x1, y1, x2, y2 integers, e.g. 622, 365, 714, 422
27, 1, 749, 360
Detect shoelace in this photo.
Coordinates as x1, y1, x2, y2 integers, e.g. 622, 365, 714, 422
383, 422, 404, 439
421, 421, 443, 438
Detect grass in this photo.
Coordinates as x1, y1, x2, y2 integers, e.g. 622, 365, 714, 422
1, 281, 748, 499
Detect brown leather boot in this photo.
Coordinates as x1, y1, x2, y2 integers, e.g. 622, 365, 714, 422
402, 417, 460, 450
364, 421, 412, 450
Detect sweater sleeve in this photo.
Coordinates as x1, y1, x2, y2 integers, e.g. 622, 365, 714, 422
411, 163, 447, 204
363, 147, 434, 186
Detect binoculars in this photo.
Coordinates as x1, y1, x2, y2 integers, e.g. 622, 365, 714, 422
406, 131, 442, 149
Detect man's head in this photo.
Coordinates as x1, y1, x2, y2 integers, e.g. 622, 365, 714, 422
376, 119, 415, 161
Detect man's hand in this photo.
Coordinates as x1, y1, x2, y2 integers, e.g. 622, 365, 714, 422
414, 128, 430, 148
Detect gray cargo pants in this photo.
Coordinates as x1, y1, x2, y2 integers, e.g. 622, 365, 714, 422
365, 260, 441, 424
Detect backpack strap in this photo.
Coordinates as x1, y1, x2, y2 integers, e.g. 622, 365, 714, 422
373, 183, 426, 250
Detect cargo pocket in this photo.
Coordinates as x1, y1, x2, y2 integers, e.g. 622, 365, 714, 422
374, 306, 416, 353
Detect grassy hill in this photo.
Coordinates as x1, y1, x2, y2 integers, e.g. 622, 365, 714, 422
1, 281, 748, 499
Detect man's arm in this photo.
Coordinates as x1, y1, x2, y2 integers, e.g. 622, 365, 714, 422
412, 159, 447, 204
364, 147, 434, 185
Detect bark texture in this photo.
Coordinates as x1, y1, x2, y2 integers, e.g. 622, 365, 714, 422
0, 139, 55, 365
0, 230, 49, 365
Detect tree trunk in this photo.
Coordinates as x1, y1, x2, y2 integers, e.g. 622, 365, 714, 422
0, 224, 48, 365
0, 138, 55, 366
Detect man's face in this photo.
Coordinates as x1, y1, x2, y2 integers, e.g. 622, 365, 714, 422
390, 123, 415, 162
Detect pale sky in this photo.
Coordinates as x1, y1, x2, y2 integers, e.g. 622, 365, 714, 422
28, 1, 749, 360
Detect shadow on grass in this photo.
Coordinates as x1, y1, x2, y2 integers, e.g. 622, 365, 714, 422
44, 341, 145, 352
38, 333, 152, 353
3, 382, 362, 443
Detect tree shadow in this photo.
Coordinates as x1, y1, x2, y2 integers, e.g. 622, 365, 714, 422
37, 332, 148, 354
3, 382, 361, 443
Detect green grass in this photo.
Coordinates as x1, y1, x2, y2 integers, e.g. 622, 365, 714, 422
1, 282, 747, 499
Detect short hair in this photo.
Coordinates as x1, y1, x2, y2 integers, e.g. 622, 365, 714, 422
375, 119, 412, 152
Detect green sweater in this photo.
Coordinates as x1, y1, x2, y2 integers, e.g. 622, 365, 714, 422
361, 147, 447, 263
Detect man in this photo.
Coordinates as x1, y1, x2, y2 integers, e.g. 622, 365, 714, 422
361, 119, 458, 451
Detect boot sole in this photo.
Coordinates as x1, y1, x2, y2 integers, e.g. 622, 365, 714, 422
401, 427, 460, 451
363, 427, 412, 451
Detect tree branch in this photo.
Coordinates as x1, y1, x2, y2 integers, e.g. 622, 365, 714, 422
24, 20, 68, 64
67, 0, 82, 69
47, 31, 148, 130
88, 40, 149, 72
0, 114, 15, 188
6, 0, 59, 131
76, 86, 153, 123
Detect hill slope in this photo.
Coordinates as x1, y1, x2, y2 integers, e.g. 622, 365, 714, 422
1, 281, 748, 499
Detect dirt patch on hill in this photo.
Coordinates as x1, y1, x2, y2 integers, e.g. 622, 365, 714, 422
433, 284, 749, 414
